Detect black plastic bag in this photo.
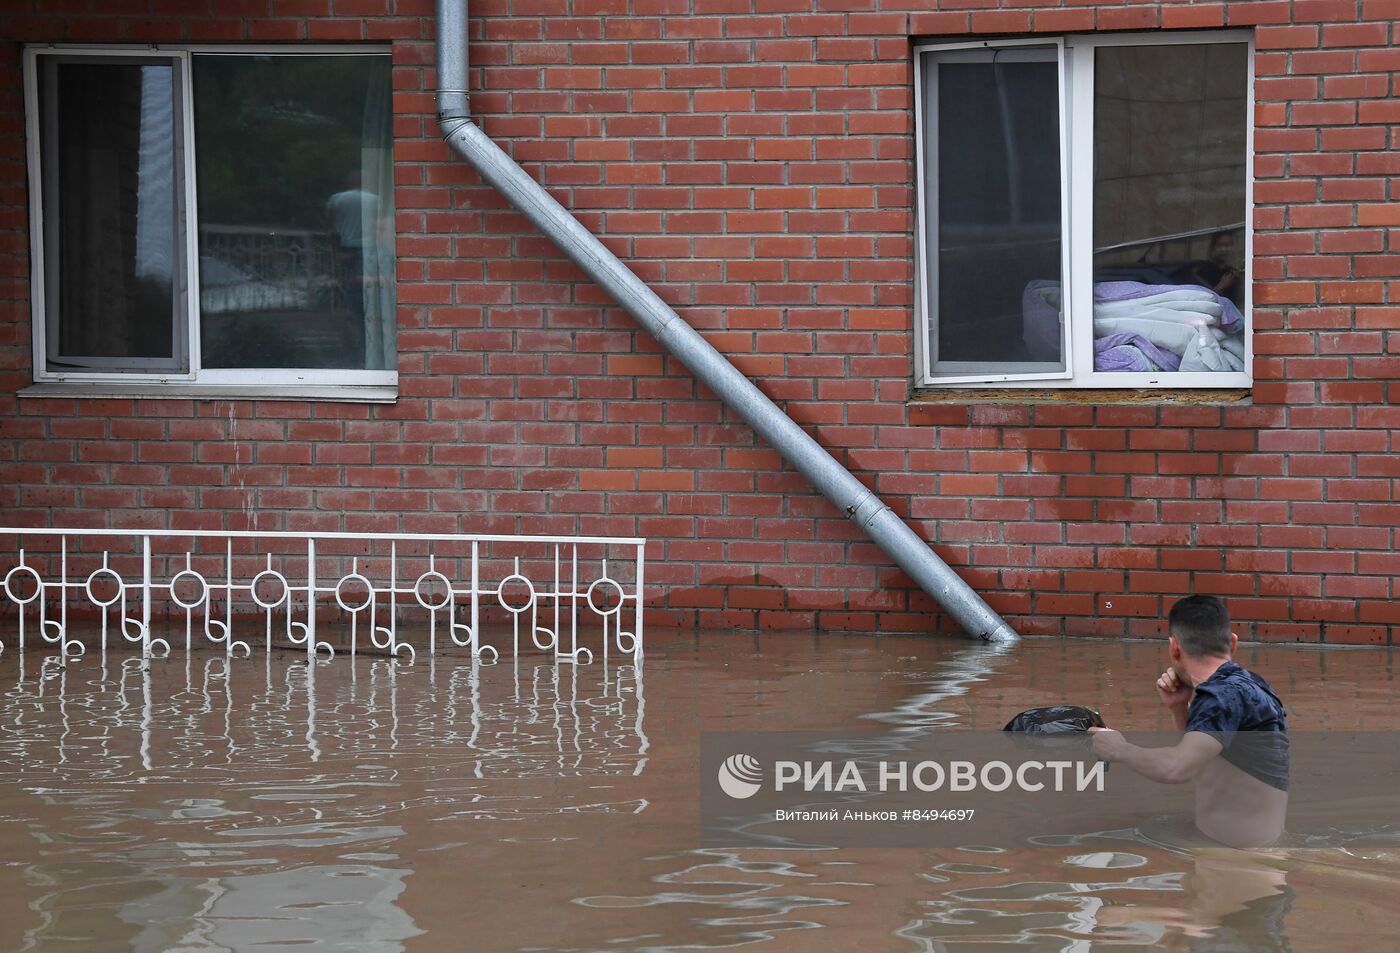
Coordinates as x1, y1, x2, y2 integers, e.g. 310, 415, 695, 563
1003, 705, 1106, 735
1008, 702, 1103, 766
1003, 706, 1108, 767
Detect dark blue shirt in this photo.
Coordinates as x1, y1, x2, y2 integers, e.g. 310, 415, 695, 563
1186, 661, 1290, 791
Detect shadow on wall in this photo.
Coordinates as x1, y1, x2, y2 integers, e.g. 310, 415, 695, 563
945, 401, 1386, 643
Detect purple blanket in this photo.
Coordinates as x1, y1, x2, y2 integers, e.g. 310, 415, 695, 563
1094, 332, 1183, 373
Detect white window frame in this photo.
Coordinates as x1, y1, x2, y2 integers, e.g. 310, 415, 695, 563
22, 44, 398, 402
913, 30, 1255, 390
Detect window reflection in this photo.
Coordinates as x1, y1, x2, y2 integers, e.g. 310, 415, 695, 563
193, 54, 395, 371
42, 60, 182, 370
1091, 43, 1249, 374
928, 48, 1065, 374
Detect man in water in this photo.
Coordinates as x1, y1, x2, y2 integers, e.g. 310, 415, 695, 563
1089, 595, 1289, 848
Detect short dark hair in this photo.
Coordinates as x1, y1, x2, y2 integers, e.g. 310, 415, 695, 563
1168, 595, 1232, 657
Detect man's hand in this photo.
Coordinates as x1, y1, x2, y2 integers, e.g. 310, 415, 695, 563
1156, 669, 1192, 710
1088, 726, 1128, 761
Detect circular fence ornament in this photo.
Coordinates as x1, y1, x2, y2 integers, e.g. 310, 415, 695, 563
413, 571, 454, 611
85, 567, 125, 608
335, 573, 374, 613
250, 569, 290, 610
497, 573, 535, 613
586, 577, 625, 617
169, 569, 208, 610
3, 565, 42, 606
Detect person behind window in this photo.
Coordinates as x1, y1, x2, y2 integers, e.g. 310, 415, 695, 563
325, 169, 379, 322
1173, 231, 1244, 310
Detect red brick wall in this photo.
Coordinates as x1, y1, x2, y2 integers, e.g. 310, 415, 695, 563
1, 1, 1397, 642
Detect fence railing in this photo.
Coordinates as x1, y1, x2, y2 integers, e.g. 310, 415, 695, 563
0, 529, 645, 664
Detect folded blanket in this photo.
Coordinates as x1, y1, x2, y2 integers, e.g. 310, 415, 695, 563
1021, 280, 1246, 373
1095, 280, 1243, 332
1093, 280, 1219, 304
1091, 315, 1232, 372
1097, 343, 1156, 372
1095, 331, 1182, 372
1094, 298, 1223, 325
1219, 296, 1244, 332
1218, 333, 1246, 371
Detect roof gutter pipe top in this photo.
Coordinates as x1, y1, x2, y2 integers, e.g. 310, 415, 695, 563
434, 0, 1018, 643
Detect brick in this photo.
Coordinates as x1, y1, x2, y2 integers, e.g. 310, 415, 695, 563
1162, 4, 1225, 28
1357, 204, 1400, 226
1019, 9, 1089, 32
1358, 99, 1400, 124
1255, 25, 1320, 51
1293, 0, 1369, 21
1227, 1, 1292, 24
969, 11, 1032, 32
1293, 101, 1358, 126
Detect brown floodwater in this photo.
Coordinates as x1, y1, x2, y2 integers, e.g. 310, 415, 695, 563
1, 632, 1397, 952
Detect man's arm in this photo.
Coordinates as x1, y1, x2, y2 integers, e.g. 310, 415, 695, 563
1089, 728, 1223, 785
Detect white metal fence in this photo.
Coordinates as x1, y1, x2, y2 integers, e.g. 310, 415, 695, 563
0, 528, 645, 664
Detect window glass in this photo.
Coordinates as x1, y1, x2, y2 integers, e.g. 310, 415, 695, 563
1091, 42, 1249, 374
925, 48, 1064, 375
192, 53, 395, 371
40, 59, 183, 371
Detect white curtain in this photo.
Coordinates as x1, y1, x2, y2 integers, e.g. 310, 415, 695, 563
359, 58, 396, 372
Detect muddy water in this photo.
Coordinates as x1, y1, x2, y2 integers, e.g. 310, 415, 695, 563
0, 633, 1397, 952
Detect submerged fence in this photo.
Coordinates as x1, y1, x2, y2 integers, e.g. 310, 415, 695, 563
0, 528, 645, 664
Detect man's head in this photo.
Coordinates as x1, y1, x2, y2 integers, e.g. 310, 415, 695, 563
1168, 595, 1236, 666
1208, 230, 1237, 267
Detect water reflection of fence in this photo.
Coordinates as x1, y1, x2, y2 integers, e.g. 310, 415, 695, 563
0, 653, 646, 778
0, 529, 645, 664
0, 651, 646, 951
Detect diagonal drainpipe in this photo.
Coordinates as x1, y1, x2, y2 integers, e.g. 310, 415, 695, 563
434, 0, 1018, 643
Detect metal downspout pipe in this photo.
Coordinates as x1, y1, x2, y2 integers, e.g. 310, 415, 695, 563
433, 0, 1018, 643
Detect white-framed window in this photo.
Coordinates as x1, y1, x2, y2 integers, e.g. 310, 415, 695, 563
23, 45, 397, 401
913, 31, 1254, 389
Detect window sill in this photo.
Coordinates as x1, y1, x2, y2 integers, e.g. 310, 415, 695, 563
910, 387, 1250, 407
19, 381, 398, 404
